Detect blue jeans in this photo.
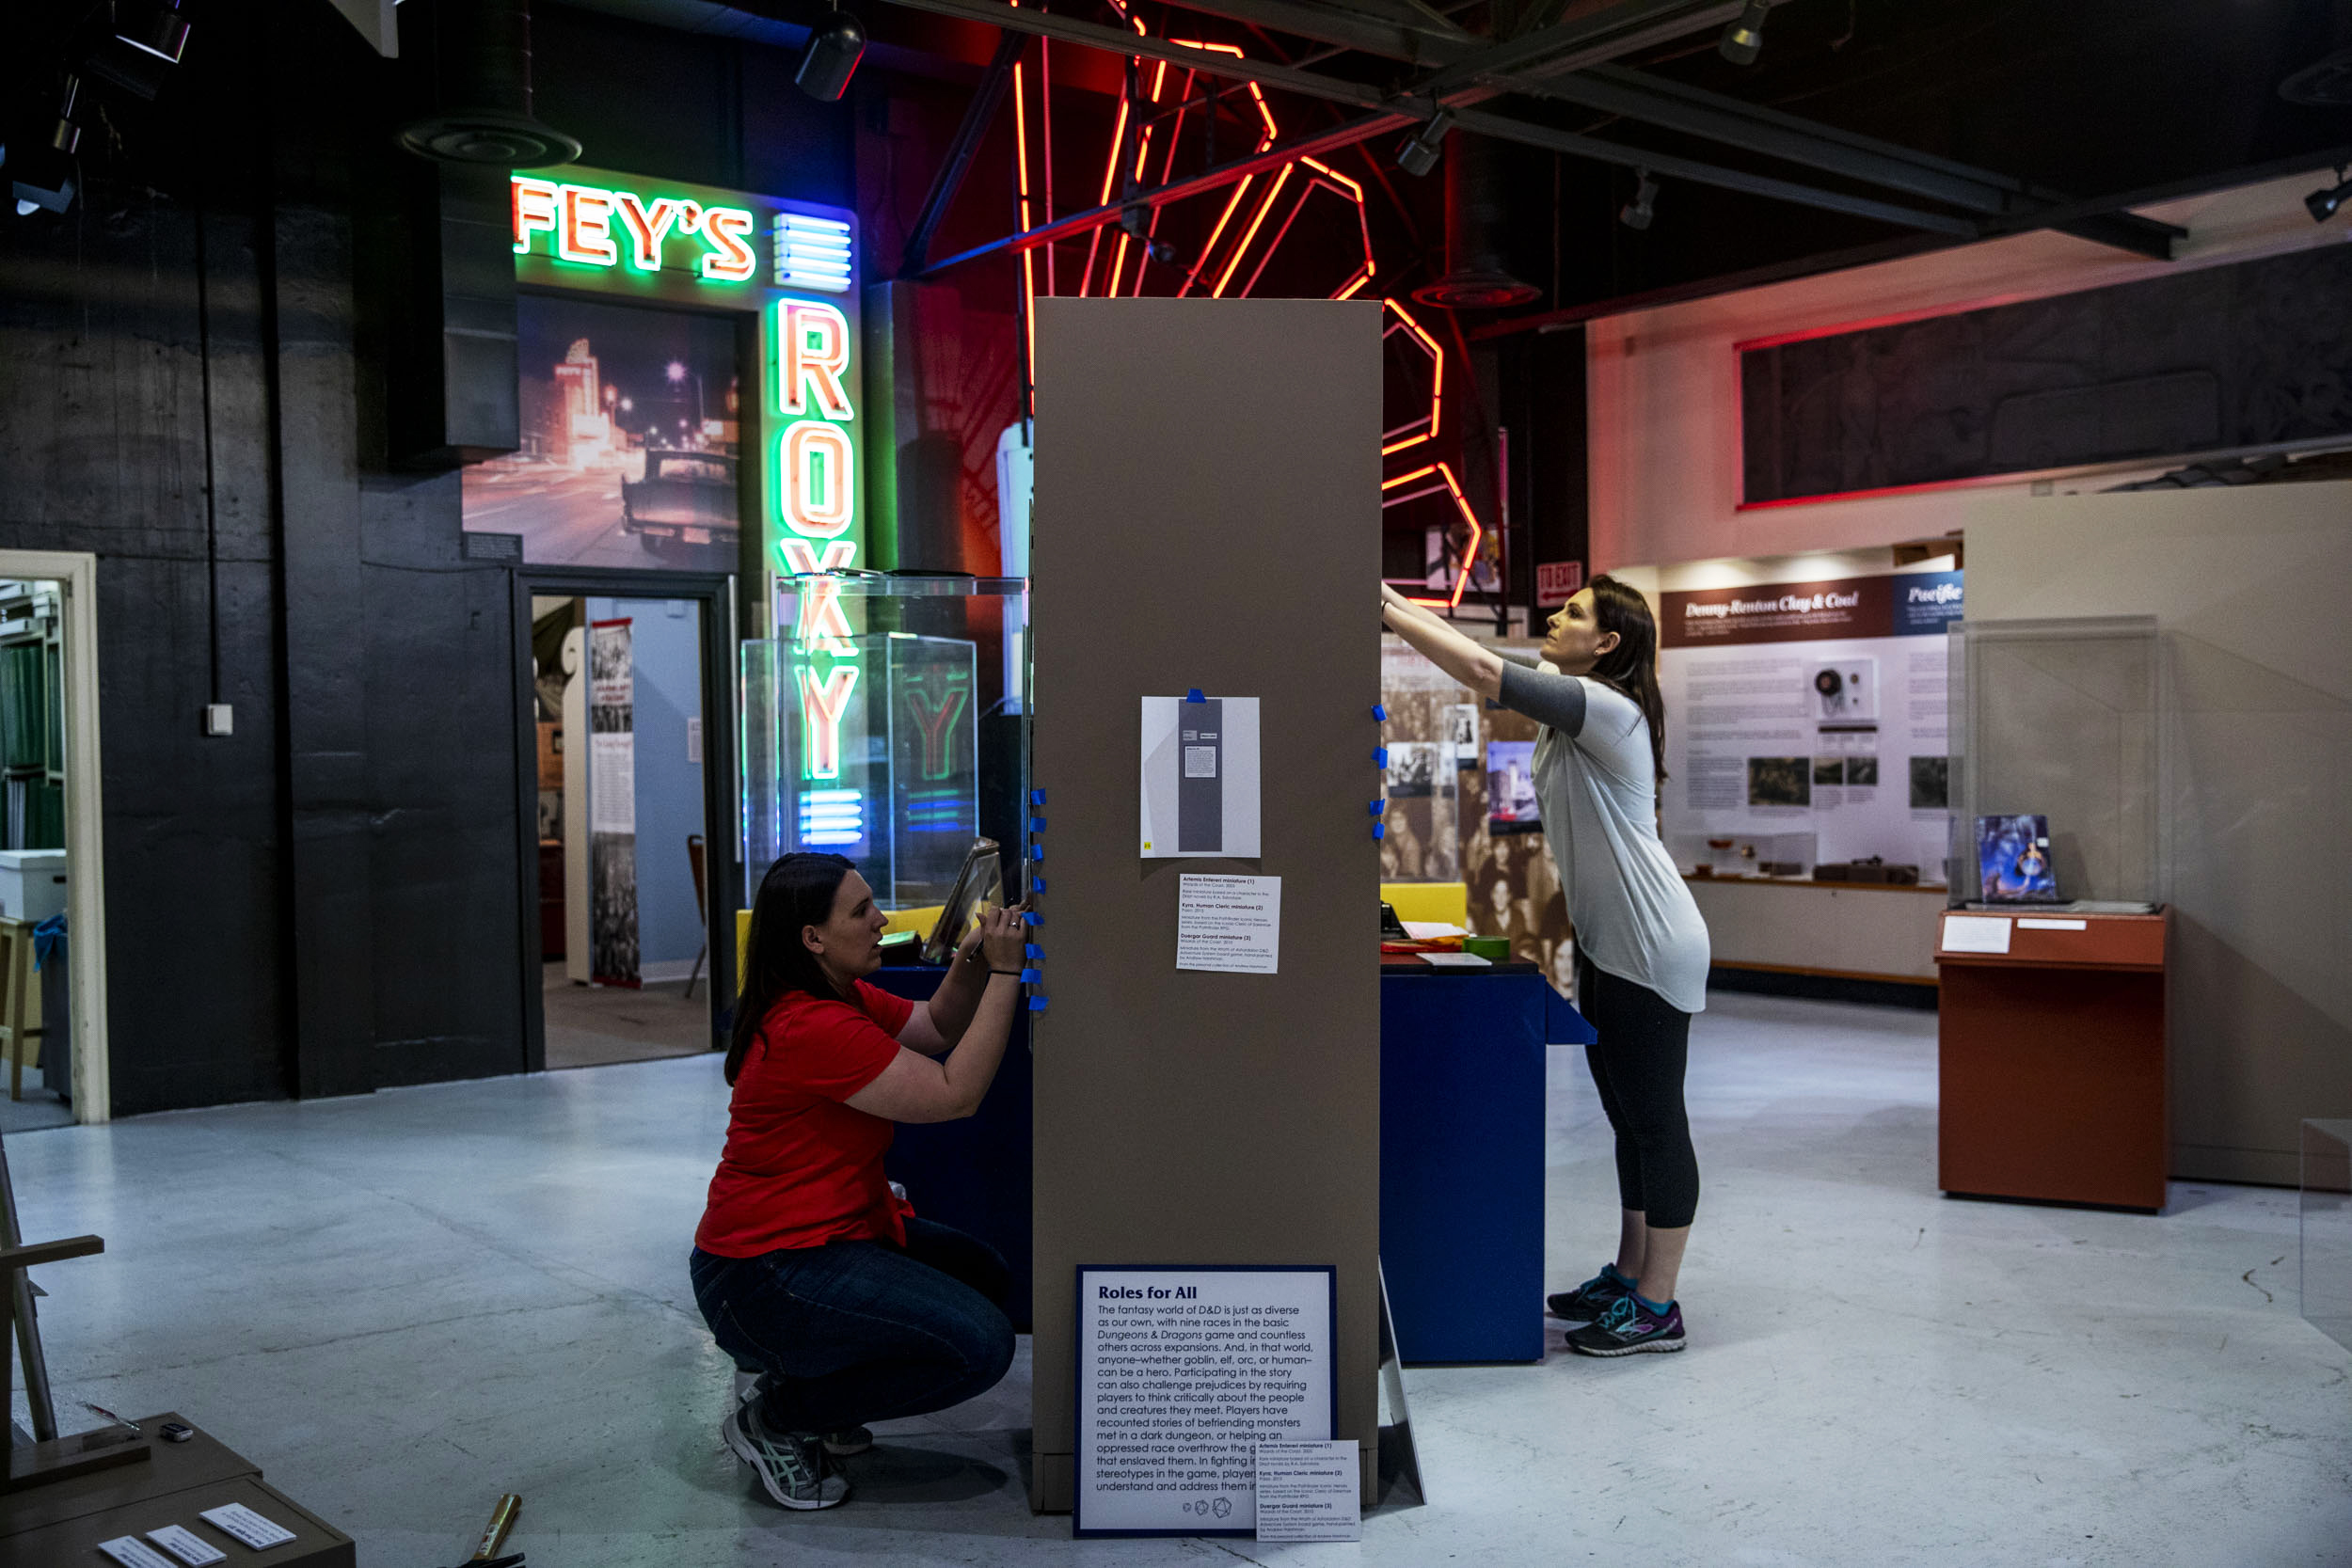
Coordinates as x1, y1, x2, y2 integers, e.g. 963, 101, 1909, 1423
690, 1217, 1016, 1436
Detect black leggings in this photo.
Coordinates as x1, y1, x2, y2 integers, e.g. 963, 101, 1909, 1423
1579, 956, 1700, 1229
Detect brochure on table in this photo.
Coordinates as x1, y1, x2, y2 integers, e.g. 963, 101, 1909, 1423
1659, 569, 1960, 882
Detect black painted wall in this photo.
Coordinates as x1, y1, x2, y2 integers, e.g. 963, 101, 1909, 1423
0, 0, 854, 1114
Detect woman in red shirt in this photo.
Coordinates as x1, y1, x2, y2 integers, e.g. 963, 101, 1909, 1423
691, 852, 1028, 1510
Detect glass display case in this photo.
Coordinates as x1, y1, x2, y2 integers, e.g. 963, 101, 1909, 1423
741, 575, 1029, 911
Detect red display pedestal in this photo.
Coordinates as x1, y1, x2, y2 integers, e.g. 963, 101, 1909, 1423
1936, 908, 2169, 1212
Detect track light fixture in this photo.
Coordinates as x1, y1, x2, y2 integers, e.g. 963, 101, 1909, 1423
2306, 166, 2351, 224
1620, 168, 1658, 231
86, 0, 191, 100
1395, 110, 1454, 179
796, 8, 866, 103
8, 74, 84, 217
1719, 0, 1771, 65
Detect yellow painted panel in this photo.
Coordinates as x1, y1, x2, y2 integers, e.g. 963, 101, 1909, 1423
1381, 880, 1468, 927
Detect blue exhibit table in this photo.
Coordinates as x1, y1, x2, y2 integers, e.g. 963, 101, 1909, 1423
1380, 956, 1594, 1363
870, 959, 1590, 1357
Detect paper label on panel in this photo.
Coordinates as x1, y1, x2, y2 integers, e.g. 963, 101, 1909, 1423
145, 1526, 227, 1566
199, 1505, 295, 1550
1177, 874, 1280, 974
2017, 917, 2088, 930
1254, 1441, 1362, 1542
1941, 913, 2011, 954
1139, 696, 1262, 858
98, 1540, 180, 1568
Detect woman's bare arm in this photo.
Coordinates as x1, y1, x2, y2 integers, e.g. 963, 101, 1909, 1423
1379, 584, 1504, 698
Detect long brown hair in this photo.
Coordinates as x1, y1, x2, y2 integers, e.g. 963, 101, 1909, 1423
1583, 575, 1668, 790
725, 852, 858, 1085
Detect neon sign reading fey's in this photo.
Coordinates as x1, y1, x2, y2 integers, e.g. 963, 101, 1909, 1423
512, 179, 759, 279
508, 168, 866, 792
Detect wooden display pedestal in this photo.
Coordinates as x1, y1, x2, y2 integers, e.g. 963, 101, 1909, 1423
1936, 908, 2169, 1212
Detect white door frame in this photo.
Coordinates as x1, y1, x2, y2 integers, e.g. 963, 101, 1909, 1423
0, 551, 112, 1123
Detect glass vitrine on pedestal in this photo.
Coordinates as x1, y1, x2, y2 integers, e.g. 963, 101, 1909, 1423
740, 575, 1029, 912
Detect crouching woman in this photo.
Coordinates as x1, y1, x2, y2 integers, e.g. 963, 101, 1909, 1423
691, 852, 1026, 1509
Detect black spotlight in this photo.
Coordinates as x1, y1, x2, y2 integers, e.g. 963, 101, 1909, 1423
1148, 238, 1179, 266
797, 10, 866, 103
1619, 168, 1658, 231
2305, 169, 2352, 224
1719, 0, 1771, 65
85, 0, 191, 100
8, 75, 83, 217
1395, 110, 1454, 179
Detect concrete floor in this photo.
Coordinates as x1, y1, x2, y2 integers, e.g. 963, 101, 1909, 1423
8, 993, 2348, 1566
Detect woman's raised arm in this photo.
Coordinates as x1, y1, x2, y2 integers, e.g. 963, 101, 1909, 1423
1380, 583, 1505, 698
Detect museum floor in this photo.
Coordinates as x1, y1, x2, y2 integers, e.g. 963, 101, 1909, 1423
9, 993, 2347, 1566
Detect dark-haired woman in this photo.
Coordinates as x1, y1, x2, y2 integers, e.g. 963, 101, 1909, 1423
1381, 578, 1708, 1356
690, 852, 1028, 1509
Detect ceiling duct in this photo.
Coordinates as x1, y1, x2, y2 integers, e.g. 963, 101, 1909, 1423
1413, 132, 1540, 310
395, 0, 581, 167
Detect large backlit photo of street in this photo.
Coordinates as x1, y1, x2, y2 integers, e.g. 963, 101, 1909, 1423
463, 294, 742, 572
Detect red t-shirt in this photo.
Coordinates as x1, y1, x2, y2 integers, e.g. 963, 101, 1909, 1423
694, 981, 916, 1258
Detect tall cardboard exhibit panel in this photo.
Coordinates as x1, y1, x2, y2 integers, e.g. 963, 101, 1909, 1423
1027, 297, 1382, 1510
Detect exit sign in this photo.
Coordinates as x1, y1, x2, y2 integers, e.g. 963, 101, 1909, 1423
1536, 560, 1584, 607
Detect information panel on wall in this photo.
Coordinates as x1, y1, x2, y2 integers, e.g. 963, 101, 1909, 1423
1659, 570, 1961, 882
1074, 1265, 1337, 1538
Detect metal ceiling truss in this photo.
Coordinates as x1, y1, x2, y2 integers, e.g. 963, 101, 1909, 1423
885, 0, 2182, 273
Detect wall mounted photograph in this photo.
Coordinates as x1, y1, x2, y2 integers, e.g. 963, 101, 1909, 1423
463, 294, 742, 573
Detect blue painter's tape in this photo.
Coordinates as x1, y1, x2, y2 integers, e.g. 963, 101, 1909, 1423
1374, 747, 1389, 768
1029, 788, 1047, 805
1029, 816, 1047, 832
1374, 822, 1386, 839
1021, 967, 1042, 984
1186, 688, 1205, 703
1372, 703, 1388, 721
1024, 911, 1042, 926
1368, 800, 1384, 816
1030, 877, 1047, 894
1029, 844, 1044, 861
1025, 942, 1044, 960
1028, 995, 1049, 1011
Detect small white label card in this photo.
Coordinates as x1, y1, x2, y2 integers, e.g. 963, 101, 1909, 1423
1254, 1441, 1361, 1542
146, 1526, 228, 1566
1176, 874, 1281, 974
1419, 952, 1491, 968
199, 1503, 296, 1550
98, 1539, 179, 1568
2017, 917, 2088, 930
1941, 914, 2011, 955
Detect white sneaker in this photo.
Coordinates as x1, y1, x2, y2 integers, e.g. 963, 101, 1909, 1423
722, 1405, 850, 1511
734, 1371, 869, 1456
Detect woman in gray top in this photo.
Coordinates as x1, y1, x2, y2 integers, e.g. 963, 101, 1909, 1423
1380, 578, 1708, 1356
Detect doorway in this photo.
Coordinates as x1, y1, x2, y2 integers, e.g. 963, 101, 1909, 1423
517, 572, 736, 1071
0, 553, 108, 1129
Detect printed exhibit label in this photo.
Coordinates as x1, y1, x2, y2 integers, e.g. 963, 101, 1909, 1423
1075, 1265, 1336, 1537
1176, 874, 1281, 974
1254, 1440, 1362, 1541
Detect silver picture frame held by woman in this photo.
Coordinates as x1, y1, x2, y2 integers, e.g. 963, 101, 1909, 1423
922, 838, 1005, 965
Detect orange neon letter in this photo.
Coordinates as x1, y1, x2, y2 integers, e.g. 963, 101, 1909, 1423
775, 300, 853, 419
781, 420, 855, 538
558, 185, 617, 265
799, 664, 861, 779
700, 207, 758, 281
512, 177, 560, 254
612, 193, 683, 270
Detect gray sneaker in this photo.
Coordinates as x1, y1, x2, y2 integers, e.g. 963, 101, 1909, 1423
723, 1404, 850, 1510
732, 1371, 870, 1457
